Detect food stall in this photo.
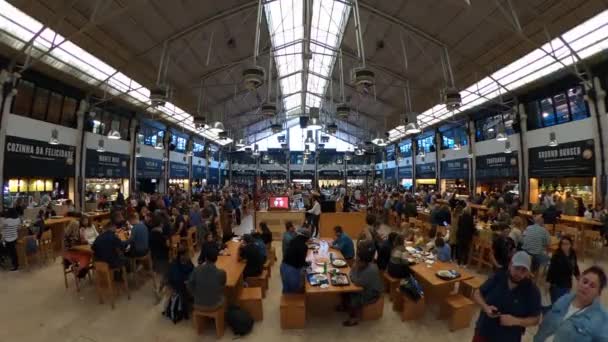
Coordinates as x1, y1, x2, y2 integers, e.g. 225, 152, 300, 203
528, 139, 596, 206
290, 170, 314, 186
85, 149, 130, 209
169, 161, 189, 192
255, 194, 306, 239
261, 170, 287, 187
346, 169, 368, 187
398, 165, 413, 189
384, 167, 397, 185
415, 162, 437, 191
317, 170, 344, 187
475, 152, 519, 194
440, 158, 469, 196
136, 157, 163, 193
191, 163, 206, 191
3, 135, 76, 209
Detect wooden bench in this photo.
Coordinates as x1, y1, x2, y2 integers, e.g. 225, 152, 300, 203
382, 272, 400, 302
246, 270, 269, 298
280, 294, 306, 329
459, 277, 485, 299
400, 292, 426, 321
238, 287, 263, 321
361, 296, 384, 321
438, 294, 476, 331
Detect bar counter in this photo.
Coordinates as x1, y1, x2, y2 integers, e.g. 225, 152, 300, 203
255, 210, 306, 240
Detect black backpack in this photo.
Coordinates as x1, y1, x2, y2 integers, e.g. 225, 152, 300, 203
225, 305, 253, 336
163, 292, 188, 323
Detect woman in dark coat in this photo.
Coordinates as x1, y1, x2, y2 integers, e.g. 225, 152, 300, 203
456, 207, 476, 266
546, 236, 580, 304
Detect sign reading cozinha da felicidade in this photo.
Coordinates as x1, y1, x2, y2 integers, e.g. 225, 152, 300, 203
4, 136, 76, 177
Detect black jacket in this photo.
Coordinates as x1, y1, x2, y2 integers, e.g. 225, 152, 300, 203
457, 213, 476, 243
283, 235, 309, 269
546, 251, 580, 289
376, 239, 392, 271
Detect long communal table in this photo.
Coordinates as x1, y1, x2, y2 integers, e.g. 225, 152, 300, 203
216, 240, 246, 303
410, 261, 474, 304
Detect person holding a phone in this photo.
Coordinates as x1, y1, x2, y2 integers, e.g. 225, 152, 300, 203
472, 251, 542, 342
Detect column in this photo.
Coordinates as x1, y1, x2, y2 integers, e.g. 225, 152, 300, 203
0, 74, 16, 211
467, 119, 476, 197
518, 103, 529, 209
435, 130, 441, 190
218, 150, 222, 187
129, 118, 138, 197
75, 100, 88, 210
589, 77, 607, 205
412, 141, 417, 194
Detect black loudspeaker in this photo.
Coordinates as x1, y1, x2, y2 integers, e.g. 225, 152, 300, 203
169, 143, 176, 151
299, 116, 309, 128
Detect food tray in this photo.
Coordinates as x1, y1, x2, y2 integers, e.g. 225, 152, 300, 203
436, 270, 461, 281
307, 273, 329, 286
330, 272, 350, 286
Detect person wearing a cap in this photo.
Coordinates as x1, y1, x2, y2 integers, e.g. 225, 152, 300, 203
339, 240, 383, 327
472, 251, 542, 342
280, 226, 311, 293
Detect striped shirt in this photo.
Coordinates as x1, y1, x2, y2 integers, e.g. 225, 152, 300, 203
2, 217, 21, 242
522, 224, 550, 255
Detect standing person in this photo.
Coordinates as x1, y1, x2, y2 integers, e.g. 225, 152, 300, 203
188, 247, 226, 310
576, 197, 586, 217
189, 203, 203, 230
509, 216, 525, 249
545, 236, 580, 304
148, 215, 169, 301
2, 208, 21, 271
307, 193, 321, 238
280, 227, 310, 293
340, 240, 383, 327
331, 226, 355, 261
534, 266, 608, 341
457, 207, 476, 266
473, 251, 542, 342
377, 232, 398, 271
491, 224, 515, 272
522, 215, 551, 273
450, 205, 463, 262
231, 192, 242, 226
281, 221, 296, 257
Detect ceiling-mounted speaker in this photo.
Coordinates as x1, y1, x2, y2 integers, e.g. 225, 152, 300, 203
327, 123, 338, 134
271, 123, 282, 133
150, 85, 169, 107
336, 103, 350, 119
299, 116, 309, 128
242, 66, 265, 90
169, 143, 176, 151
444, 87, 462, 111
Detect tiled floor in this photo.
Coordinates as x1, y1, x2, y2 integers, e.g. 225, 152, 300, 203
0, 216, 606, 342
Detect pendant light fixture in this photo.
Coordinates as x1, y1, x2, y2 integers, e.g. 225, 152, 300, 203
496, 123, 507, 141
96, 139, 105, 153
209, 121, 225, 134
548, 132, 558, 147
504, 140, 512, 154
107, 121, 121, 140
304, 130, 315, 144
49, 129, 59, 145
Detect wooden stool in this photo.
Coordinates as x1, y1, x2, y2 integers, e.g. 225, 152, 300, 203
193, 305, 225, 338
280, 294, 306, 329
246, 270, 269, 298
39, 230, 54, 263
129, 252, 154, 287
361, 296, 384, 321
438, 294, 475, 331
400, 293, 426, 321
93, 261, 130, 309
263, 260, 272, 278
383, 272, 400, 302
62, 258, 81, 292
238, 287, 264, 321
459, 277, 485, 299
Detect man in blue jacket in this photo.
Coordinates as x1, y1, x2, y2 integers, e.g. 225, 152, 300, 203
332, 226, 354, 260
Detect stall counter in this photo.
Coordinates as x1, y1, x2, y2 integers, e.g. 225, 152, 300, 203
255, 210, 306, 240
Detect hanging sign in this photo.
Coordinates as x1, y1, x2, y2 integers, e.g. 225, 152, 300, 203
4, 136, 76, 177
476, 153, 518, 179
136, 157, 163, 179
440, 158, 469, 179
169, 161, 189, 179
528, 139, 594, 178
416, 162, 436, 179
192, 165, 206, 179
86, 149, 129, 178
398, 166, 413, 179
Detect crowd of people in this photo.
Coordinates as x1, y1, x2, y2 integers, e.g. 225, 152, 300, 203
2, 182, 608, 340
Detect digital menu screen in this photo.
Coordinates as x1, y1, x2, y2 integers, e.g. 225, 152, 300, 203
269, 196, 289, 210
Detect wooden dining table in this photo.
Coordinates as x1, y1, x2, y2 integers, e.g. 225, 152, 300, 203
517, 210, 603, 230
304, 239, 362, 317
216, 240, 246, 303
410, 261, 474, 304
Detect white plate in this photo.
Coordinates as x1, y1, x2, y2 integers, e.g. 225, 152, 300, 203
405, 246, 417, 254
312, 274, 328, 282
425, 260, 435, 265
332, 259, 347, 267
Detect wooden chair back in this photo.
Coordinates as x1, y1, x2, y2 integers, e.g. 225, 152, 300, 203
39, 230, 53, 262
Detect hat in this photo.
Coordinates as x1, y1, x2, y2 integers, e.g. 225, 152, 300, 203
296, 226, 311, 238
511, 251, 532, 271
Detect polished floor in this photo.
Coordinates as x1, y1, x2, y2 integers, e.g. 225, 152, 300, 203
1, 216, 606, 342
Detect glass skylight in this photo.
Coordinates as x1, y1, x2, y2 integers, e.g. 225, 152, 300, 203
0, 0, 232, 145
265, 0, 349, 122
390, 8, 608, 142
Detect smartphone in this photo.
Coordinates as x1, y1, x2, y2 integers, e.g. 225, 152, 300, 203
443, 221, 448, 227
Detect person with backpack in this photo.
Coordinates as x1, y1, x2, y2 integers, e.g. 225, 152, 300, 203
164, 248, 194, 322
188, 247, 226, 311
